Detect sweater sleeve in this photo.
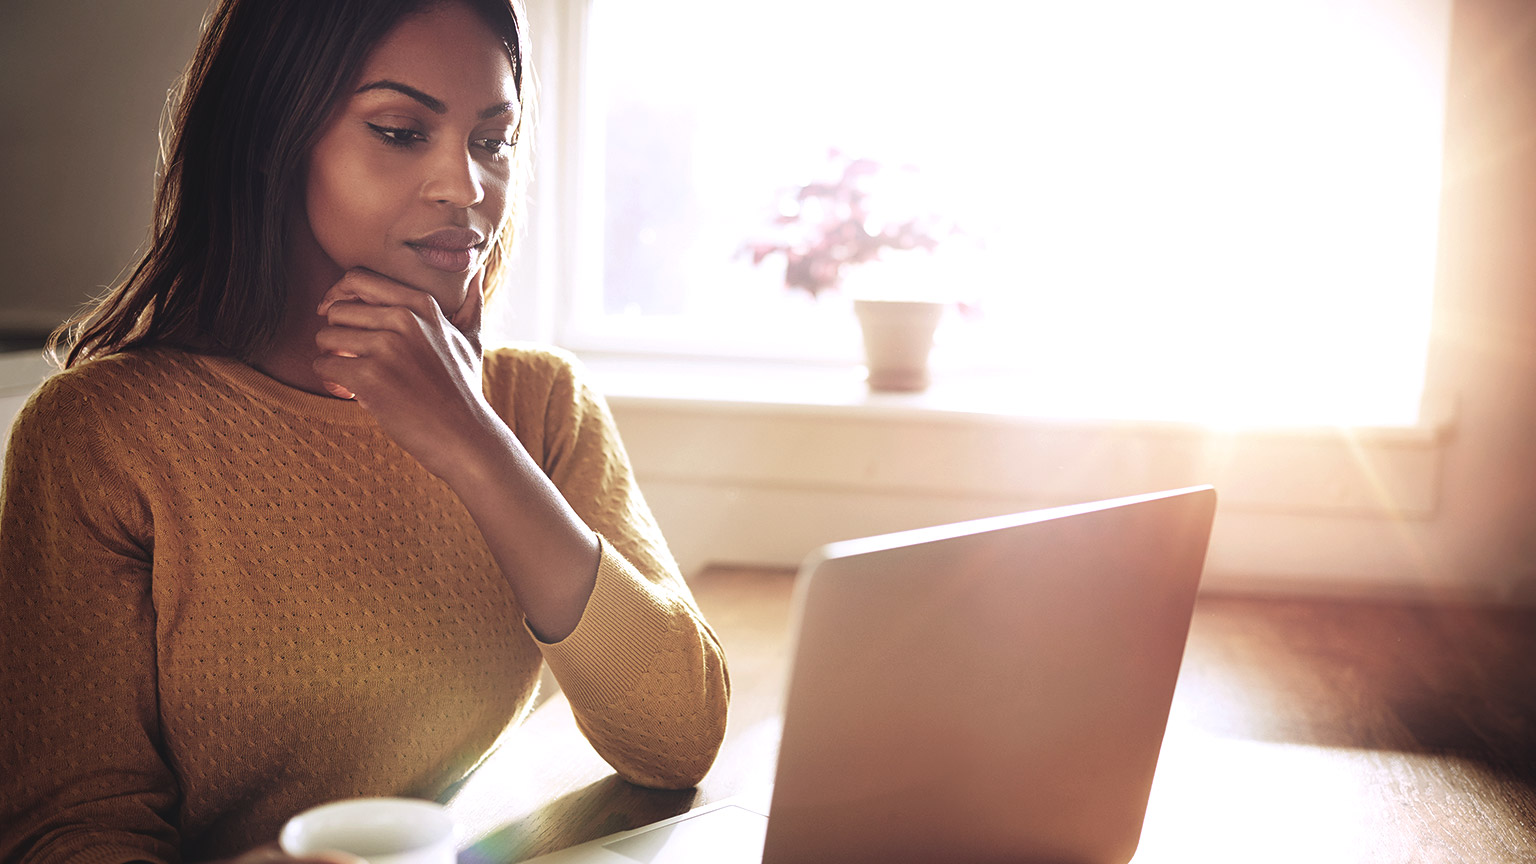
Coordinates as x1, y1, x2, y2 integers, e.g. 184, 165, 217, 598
482, 348, 730, 790
0, 378, 180, 864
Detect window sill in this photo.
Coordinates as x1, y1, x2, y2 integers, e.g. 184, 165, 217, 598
579, 353, 1450, 445
581, 352, 1449, 519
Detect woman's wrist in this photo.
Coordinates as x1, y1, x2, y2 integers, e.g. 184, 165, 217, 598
429, 396, 515, 489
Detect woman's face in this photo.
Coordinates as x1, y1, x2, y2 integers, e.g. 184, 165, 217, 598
296, 1, 520, 313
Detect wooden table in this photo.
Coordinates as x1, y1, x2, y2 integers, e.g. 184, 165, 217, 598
446, 567, 1536, 863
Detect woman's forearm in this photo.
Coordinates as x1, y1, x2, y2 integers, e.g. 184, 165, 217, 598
442, 415, 600, 642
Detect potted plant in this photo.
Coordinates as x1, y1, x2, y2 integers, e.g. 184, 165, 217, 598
744, 149, 960, 392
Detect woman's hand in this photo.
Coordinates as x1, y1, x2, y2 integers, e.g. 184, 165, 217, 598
312, 267, 498, 483
312, 266, 599, 639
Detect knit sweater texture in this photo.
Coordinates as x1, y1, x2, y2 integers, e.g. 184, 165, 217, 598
0, 344, 729, 864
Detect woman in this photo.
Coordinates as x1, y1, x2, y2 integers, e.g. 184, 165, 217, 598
0, 1, 729, 862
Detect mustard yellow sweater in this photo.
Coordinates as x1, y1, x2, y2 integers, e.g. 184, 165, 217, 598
0, 345, 729, 864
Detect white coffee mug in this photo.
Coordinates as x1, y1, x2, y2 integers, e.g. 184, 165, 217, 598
279, 797, 457, 864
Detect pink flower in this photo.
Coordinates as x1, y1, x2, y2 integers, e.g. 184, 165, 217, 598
742, 149, 953, 299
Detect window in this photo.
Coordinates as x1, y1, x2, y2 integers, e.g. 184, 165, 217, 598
510, 0, 1452, 427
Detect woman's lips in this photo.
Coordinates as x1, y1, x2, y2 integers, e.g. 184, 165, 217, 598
409, 243, 476, 272
406, 228, 485, 273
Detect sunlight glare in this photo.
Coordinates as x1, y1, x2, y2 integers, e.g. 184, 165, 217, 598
589, 0, 1450, 426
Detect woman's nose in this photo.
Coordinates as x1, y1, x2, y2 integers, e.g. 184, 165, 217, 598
423, 145, 484, 208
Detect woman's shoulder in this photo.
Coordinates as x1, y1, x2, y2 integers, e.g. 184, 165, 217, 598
483, 342, 583, 379
17, 346, 208, 428
482, 342, 593, 403
479, 343, 615, 452
36, 345, 203, 393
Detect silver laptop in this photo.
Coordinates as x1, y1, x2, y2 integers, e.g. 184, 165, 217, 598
522, 486, 1217, 864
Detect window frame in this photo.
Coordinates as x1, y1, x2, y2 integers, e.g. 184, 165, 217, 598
502, 0, 1451, 429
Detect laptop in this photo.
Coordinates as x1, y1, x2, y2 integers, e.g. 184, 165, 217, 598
521, 486, 1217, 864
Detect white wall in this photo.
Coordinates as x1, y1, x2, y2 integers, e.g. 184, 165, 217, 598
1407, 0, 1536, 601
0, 353, 54, 465
0, 0, 213, 338
598, 388, 1456, 595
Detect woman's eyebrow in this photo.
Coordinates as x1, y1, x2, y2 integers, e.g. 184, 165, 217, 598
356, 80, 518, 123
356, 79, 446, 114
480, 101, 517, 121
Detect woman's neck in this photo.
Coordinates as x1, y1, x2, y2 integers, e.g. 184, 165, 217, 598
253, 235, 346, 398
249, 318, 336, 397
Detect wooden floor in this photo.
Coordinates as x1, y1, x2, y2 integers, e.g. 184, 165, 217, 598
451, 567, 1536, 863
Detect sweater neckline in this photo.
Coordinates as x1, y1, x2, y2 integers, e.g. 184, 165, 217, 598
189, 352, 376, 427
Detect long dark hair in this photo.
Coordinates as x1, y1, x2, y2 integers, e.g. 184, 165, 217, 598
50, 0, 531, 369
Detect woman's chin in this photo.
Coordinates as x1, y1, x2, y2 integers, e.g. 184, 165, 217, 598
364, 261, 472, 312
419, 273, 474, 315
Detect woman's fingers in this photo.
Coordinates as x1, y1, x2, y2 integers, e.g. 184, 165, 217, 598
309, 266, 495, 476
313, 267, 484, 395
314, 322, 402, 360
317, 268, 441, 321
321, 299, 427, 342
311, 348, 358, 399
313, 331, 406, 398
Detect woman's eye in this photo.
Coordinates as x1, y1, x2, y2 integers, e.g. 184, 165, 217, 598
476, 137, 514, 156
366, 123, 425, 148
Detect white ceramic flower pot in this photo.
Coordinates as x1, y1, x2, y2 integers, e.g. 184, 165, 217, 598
852, 298, 945, 392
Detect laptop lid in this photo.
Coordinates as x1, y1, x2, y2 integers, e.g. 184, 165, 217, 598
763, 485, 1216, 864
512, 486, 1216, 864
